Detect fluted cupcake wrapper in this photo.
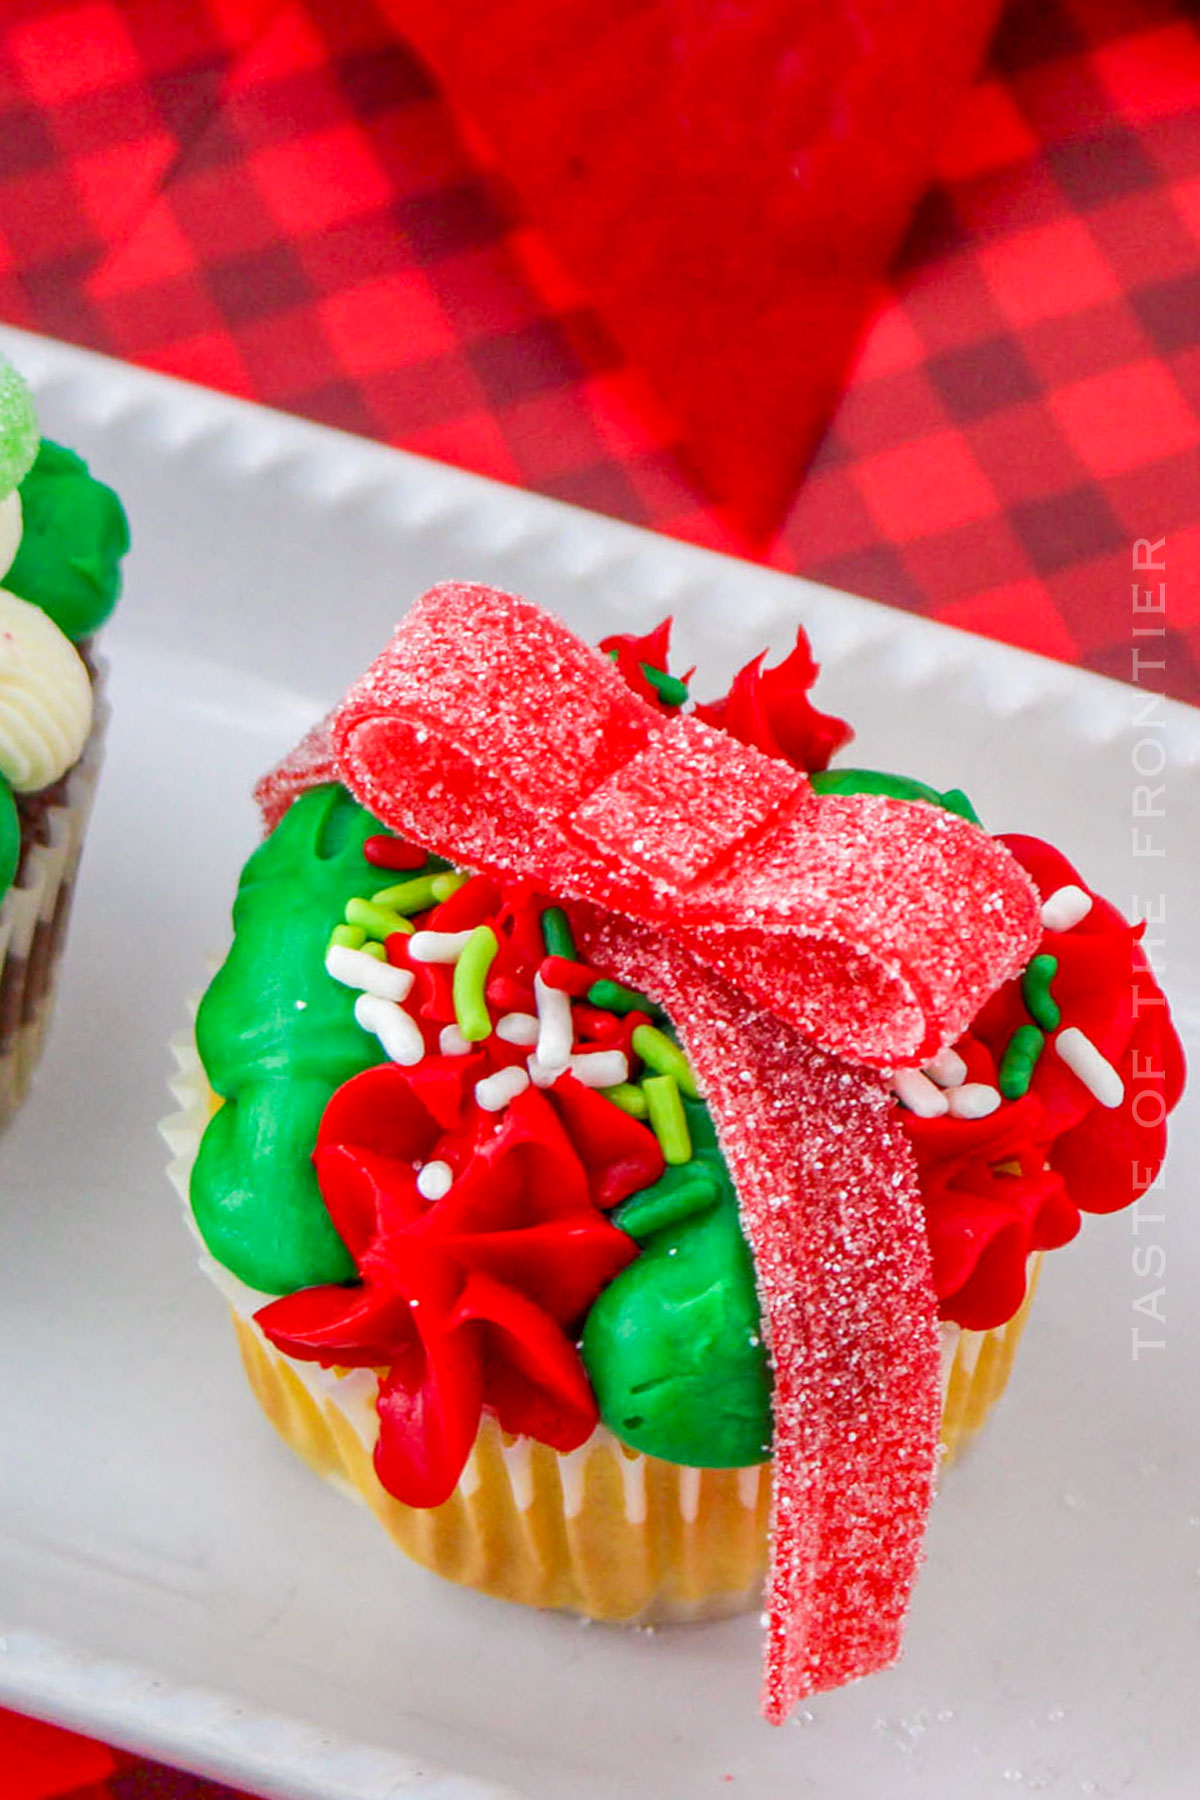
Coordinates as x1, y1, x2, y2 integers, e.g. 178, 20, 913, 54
164, 1024, 1041, 1624
0, 657, 108, 1128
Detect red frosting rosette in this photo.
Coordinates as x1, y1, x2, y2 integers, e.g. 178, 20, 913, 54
904, 835, 1184, 1331
257, 1060, 646, 1507
691, 626, 852, 772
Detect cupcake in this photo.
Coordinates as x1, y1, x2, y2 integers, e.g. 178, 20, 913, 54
166, 582, 1184, 1721
0, 354, 129, 1125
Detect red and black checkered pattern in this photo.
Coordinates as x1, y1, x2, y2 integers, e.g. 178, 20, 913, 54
1, 0, 1197, 700
0, 1704, 256, 1800
781, 0, 1200, 698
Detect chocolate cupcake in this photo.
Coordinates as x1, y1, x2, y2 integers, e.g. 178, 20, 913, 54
0, 353, 129, 1125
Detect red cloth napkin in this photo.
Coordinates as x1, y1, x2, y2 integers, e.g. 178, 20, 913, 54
0, 1707, 254, 1800
378, 0, 1006, 536
0, 1708, 114, 1799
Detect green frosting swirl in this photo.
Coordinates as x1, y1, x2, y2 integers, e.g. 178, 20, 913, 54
0, 358, 38, 499
810, 766, 980, 824
0, 776, 18, 894
582, 1096, 772, 1467
7, 440, 130, 639
192, 784, 391, 1294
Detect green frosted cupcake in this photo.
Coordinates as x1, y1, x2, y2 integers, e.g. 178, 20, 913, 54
0, 351, 130, 1125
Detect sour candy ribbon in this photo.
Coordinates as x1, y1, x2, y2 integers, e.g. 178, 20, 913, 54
257, 583, 1041, 1718
261, 584, 1039, 1071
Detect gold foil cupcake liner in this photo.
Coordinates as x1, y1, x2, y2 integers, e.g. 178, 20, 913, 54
0, 659, 108, 1128
164, 1028, 1042, 1624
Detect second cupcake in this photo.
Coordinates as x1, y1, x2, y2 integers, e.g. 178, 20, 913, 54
0, 352, 129, 1125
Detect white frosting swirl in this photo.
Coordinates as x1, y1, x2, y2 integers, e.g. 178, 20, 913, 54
0, 489, 21, 580
0, 587, 93, 791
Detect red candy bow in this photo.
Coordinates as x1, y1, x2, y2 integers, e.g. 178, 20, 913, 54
259, 583, 1041, 1721
264, 584, 1038, 1070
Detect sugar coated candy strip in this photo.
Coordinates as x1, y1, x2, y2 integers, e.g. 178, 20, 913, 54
578, 915, 941, 1719
301, 584, 1040, 1070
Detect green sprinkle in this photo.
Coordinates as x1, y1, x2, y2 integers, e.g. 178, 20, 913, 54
639, 662, 689, 707
632, 1023, 698, 1100
1021, 953, 1061, 1032
453, 924, 498, 1042
587, 977, 656, 1016
370, 874, 440, 913
644, 1075, 692, 1165
600, 1081, 649, 1120
345, 897, 414, 940
999, 1023, 1045, 1100
328, 923, 367, 951
541, 904, 576, 961
359, 940, 386, 962
372, 870, 468, 914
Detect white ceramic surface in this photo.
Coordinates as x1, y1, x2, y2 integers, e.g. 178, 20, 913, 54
0, 325, 1197, 1800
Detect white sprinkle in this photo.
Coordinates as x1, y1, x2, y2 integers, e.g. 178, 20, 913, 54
569, 1050, 629, 1088
1055, 1026, 1124, 1108
534, 971, 573, 1072
409, 929, 474, 963
1041, 884, 1092, 933
889, 1067, 949, 1118
526, 1054, 564, 1089
923, 1046, 968, 1089
354, 993, 425, 1066
439, 1023, 473, 1057
947, 1082, 1002, 1120
326, 944, 414, 1003
416, 1160, 453, 1201
496, 1011, 540, 1046
476, 1065, 531, 1112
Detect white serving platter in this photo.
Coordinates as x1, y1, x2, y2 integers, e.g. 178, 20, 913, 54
0, 325, 1197, 1800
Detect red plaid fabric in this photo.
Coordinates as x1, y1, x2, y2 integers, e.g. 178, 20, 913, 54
780, 0, 1200, 695
0, 2, 1196, 1788
1, 0, 1197, 699
0, 1706, 252, 1800
0, 1706, 115, 1800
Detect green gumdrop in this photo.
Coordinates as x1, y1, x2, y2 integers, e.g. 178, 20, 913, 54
810, 766, 980, 824
192, 784, 391, 1294
582, 1100, 773, 1468
0, 358, 38, 499
0, 775, 19, 899
7, 440, 130, 638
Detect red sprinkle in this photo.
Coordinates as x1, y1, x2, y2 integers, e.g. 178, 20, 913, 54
364, 834, 427, 871
539, 954, 596, 997
486, 972, 534, 1014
